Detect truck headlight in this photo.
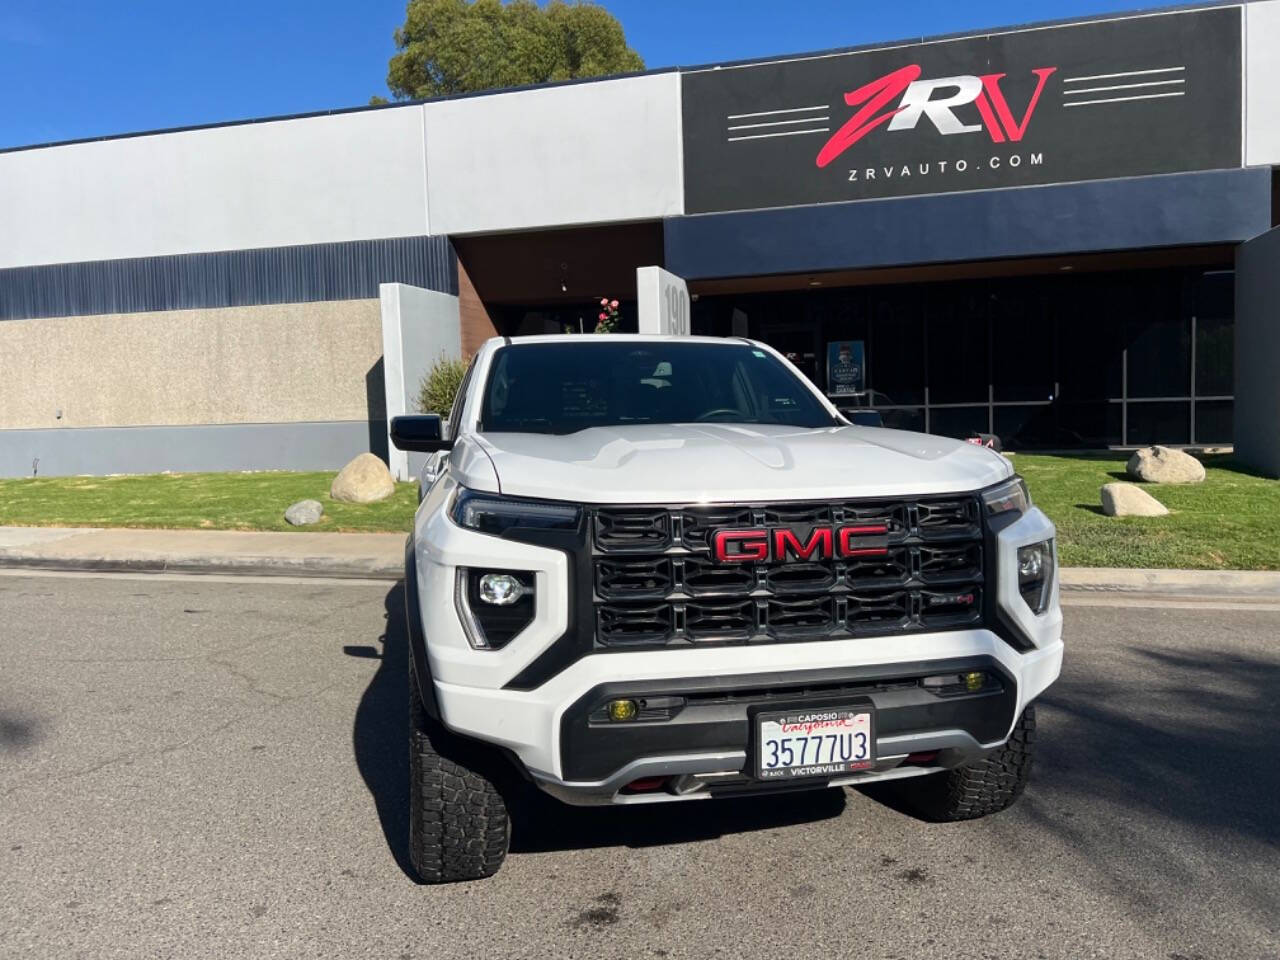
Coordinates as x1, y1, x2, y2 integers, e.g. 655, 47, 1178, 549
981, 476, 1030, 519
450, 488, 581, 536
1017, 539, 1055, 615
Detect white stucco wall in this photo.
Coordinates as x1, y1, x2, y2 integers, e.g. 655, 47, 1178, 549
380, 282, 461, 481
422, 72, 684, 236
1, 72, 685, 267
0, 107, 429, 269
1246, 0, 1280, 167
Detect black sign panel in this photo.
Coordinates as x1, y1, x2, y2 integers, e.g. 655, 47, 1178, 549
681, 7, 1242, 214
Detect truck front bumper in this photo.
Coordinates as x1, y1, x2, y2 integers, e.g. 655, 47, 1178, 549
432, 630, 1062, 805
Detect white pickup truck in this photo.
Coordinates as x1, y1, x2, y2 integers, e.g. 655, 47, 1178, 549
391, 334, 1062, 882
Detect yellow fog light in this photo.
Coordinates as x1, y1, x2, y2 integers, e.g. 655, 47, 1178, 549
963, 671, 985, 693
607, 699, 638, 722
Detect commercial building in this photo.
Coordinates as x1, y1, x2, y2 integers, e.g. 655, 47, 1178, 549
3, 1, 1280, 478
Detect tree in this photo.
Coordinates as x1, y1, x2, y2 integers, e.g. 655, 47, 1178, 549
383, 0, 645, 101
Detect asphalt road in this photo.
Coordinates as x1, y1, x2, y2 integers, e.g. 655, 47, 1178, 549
2, 573, 1277, 960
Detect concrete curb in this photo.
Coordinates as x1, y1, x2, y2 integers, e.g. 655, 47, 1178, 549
0, 526, 404, 581
1059, 567, 1280, 599
0, 554, 403, 580
2, 527, 1278, 596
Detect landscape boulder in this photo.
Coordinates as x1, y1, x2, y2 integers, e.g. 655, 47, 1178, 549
1126, 445, 1205, 484
330, 453, 396, 503
1101, 482, 1169, 517
284, 499, 324, 526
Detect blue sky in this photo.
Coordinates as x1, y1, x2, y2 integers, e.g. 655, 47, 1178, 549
2, 0, 1165, 150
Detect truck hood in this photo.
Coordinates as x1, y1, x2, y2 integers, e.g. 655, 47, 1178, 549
471, 423, 1010, 504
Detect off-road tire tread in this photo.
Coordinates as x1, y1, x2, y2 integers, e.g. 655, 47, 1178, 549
408, 662, 510, 882
904, 704, 1036, 822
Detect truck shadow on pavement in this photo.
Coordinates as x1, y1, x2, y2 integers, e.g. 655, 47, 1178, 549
352, 587, 1280, 908
1032, 640, 1280, 852
1009, 633, 1280, 931
351, 583, 846, 880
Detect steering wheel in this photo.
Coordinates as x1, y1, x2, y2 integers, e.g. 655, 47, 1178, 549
695, 408, 742, 422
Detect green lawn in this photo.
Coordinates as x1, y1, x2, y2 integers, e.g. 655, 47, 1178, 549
0, 456, 1276, 567
0, 471, 418, 533
1015, 454, 1280, 570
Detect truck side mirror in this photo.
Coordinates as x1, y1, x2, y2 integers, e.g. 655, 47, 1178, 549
391, 415, 452, 452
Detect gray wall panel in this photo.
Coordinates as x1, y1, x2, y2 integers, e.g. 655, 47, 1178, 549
665, 169, 1272, 279
0, 421, 384, 478
1235, 226, 1280, 477
0, 235, 457, 321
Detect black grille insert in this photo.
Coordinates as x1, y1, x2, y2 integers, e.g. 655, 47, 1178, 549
594, 557, 671, 599
596, 509, 669, 552
592, 495, 985, 648
686, 598, 754, 640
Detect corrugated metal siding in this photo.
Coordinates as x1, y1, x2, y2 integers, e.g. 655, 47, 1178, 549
0, 234, 457, 321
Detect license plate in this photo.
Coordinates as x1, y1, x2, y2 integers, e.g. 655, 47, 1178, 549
756, 707, 874, 780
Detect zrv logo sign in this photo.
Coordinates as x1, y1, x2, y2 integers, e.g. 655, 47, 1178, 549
679, 5, 1242, 213
816, 65, 1057, 167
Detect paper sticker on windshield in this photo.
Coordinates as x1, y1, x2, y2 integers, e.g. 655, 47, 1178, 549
752, 350, 766, 358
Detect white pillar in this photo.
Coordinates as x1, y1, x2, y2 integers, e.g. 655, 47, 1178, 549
379, 283, 462, 481
636, 266, 691, 335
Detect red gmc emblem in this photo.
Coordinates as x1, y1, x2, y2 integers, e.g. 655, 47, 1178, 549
711, 524, 890, 564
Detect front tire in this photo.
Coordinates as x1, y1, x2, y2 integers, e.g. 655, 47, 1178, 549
408, 664, 510, 882
894, 704, 1036, 821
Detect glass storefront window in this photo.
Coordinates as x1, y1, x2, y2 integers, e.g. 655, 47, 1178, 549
926, 289, 989, 405
868, 293, 924, 406
1055, 402, 1123, 448
693, 264, 1232, 450
994, 405, 1057, 448
1127, 401, 1191, 445
930, 406, 989, 439
1195, 314, 1233, 398
1125, 274, 1192, 398
992, 285, 1054, 403
878, 407, 925, 433
1194, 400, 1233, 445
1054, 277, 1124, 403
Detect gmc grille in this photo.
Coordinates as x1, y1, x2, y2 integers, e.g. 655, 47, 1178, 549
590, 496, 984, 648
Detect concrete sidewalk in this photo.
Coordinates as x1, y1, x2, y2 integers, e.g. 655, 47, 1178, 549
0, 526, 405, 579
2, 525, 1279, 598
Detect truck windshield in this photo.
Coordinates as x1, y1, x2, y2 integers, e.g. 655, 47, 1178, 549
480, 341, 839, 434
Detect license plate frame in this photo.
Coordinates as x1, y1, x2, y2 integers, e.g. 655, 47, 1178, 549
753, 704, 876, 781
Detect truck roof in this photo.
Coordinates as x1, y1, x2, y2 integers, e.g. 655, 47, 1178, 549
480, 334, 752, 349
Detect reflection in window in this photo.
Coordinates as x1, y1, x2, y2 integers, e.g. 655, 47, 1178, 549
930, 406, 989, 440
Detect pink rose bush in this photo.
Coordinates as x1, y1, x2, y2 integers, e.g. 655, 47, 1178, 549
595, 296, 620, 334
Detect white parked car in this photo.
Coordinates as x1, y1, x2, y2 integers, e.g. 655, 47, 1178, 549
391, 335, 1062, 882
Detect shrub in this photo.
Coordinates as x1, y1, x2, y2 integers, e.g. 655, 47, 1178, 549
595, 297, 620, 333
416, 354, 468, 415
